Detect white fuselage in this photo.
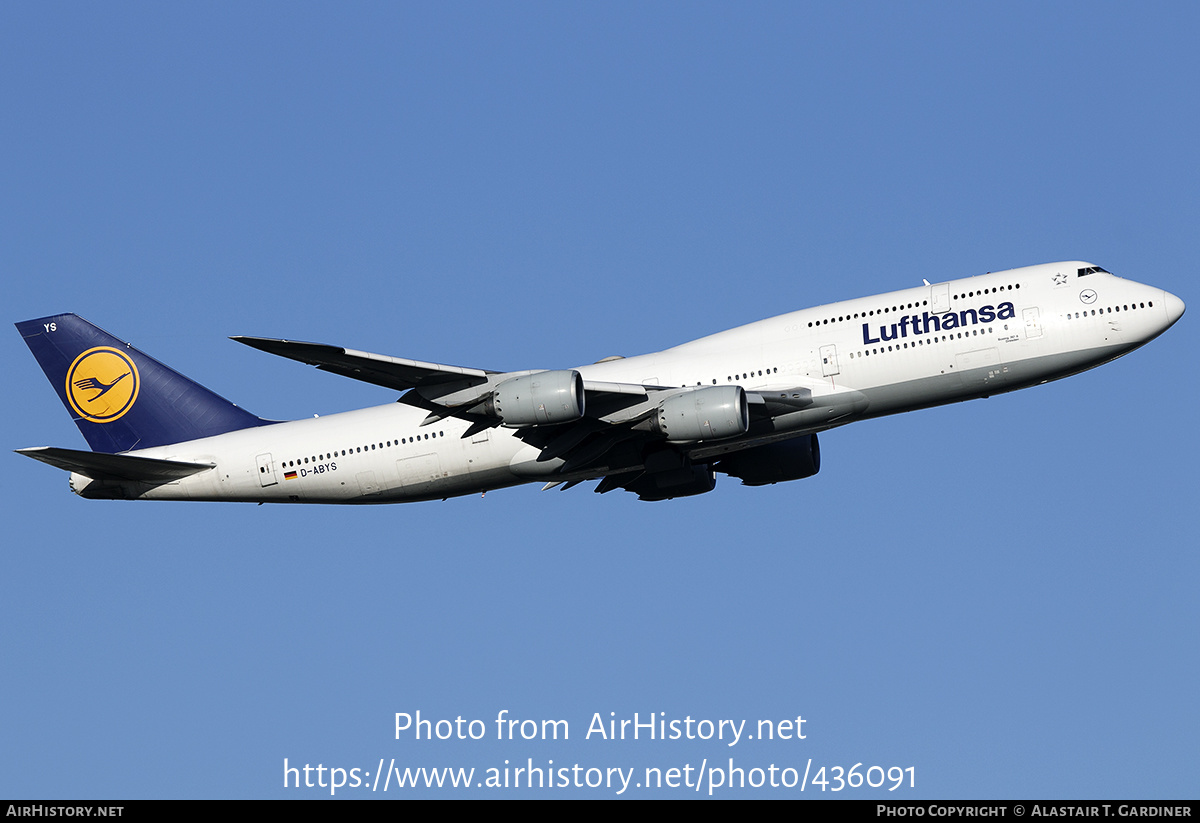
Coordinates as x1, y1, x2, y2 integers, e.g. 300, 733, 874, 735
98, 262, 1181, 503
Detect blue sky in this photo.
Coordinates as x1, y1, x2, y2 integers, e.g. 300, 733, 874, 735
2, 2, 1196, 798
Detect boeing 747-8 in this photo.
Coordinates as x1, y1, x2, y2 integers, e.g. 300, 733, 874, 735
16, 261, 1184, 503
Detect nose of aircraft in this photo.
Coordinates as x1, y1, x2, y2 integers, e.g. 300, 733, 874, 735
1163, 290, 1185, 327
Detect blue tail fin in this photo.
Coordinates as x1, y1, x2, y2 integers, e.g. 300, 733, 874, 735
16, 313, 272, 453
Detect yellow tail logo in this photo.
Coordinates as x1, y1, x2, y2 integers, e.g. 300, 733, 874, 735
65, 347, 140, 423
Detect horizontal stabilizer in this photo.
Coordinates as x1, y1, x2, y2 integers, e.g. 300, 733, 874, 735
232, 336, 496, 392
15, 446, 214, 482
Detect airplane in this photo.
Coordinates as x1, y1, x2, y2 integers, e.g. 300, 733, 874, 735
15, 261, 1184, 504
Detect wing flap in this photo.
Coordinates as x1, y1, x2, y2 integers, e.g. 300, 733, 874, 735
582, 380, 650, 397
16, 447, 214, 482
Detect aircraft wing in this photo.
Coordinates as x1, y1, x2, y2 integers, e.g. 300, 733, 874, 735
232, 334, 828, 424
16, 446, 214, 482
231, 337, 499, 392
231, 334, 841, 481
232, 336, 653, 404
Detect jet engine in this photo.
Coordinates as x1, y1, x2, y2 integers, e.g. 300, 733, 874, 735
484, 370, 585, 427
715, 434, 821, 486
650, 385, 749, 442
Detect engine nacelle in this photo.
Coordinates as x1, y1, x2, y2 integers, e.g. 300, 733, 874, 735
485, 370, 585, 427
652, 385, 749, 442
715, 434, 821, 486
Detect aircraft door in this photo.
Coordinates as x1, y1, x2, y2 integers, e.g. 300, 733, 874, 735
819, 344, 840, 377
356, 470, 381, 496
930, 283, 951, 314
1023, 307, 1043, 339
396, 454, 444, 490
255, 453, 278, 487
955, 348, 1008, 389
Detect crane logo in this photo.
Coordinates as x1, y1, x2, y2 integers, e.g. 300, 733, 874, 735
65, 347, 140, 423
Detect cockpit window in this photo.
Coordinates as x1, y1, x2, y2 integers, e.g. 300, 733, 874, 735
1077, 266, 1110, 277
